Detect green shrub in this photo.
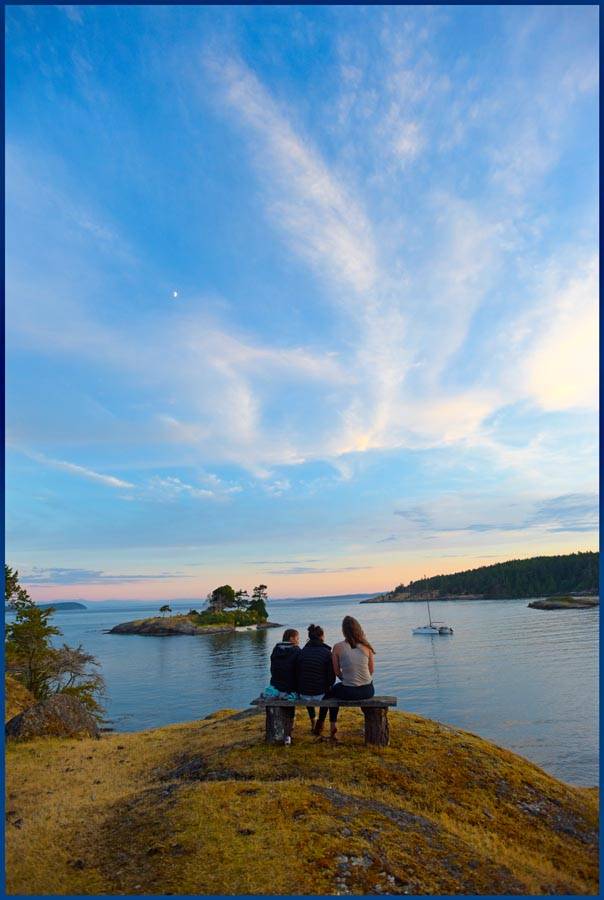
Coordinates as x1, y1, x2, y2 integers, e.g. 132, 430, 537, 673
192, 608, 266, 627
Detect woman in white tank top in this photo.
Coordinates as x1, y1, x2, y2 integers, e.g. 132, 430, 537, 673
315, 615, 375, 740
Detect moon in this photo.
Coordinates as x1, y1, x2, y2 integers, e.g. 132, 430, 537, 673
172, 290, 178, 299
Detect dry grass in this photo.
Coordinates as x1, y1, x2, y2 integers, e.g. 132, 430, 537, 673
5, 707, 599, 895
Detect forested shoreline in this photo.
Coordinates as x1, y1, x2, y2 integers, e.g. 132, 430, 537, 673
389, 551, 599, 600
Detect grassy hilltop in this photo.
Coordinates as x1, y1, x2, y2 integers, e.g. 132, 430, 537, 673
5, 699, 598, 895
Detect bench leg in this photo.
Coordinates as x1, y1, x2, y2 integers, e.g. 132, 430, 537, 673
265, 706, 295, 744
362, 707, 389, 747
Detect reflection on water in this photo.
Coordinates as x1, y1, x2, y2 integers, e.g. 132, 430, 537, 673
20, 595, 598, 785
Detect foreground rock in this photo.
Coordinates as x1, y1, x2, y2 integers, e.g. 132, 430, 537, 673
528, 596, 599, 610
5, 693, 99, 740
4, 675, 35, 722
5, 707, 598, 895
361, 592, 484, 603
109, 615, 280, 635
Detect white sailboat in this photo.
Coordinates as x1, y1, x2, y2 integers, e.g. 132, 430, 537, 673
412, 597, 454, 635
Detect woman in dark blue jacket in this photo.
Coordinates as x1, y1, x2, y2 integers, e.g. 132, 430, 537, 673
296, 624, 335, 733
267, 628, 300, 695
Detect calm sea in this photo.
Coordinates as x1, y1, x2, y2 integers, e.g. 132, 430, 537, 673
16, 595, 599, 786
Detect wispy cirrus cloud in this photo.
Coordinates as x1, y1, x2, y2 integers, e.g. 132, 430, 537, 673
22, 450, 133, 489
22, 567, 189, 586
58, 6, 84, 25
393, 492, 598, 537
268, 565, 373, 576
145, 474, 242, 502
206, 53, 379, 297
528, 494, 599, 534
6, 39, 596, 483
523, 258, 598, 412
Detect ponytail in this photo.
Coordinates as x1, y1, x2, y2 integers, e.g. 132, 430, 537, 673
307, 623, 324, 641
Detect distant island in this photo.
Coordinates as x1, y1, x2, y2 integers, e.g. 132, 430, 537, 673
36, 601, 87, 611
110, 583, 280, 636
5, 600, 87, 612
362, 551, 599, 603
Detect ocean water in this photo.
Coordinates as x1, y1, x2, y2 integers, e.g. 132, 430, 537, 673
14, 595, 599, 786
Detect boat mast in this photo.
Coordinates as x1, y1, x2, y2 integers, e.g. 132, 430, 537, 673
424, 575, 433, 626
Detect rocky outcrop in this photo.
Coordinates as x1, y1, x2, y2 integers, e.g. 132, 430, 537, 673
4, 675, 35, 722
110, 617, 207, 635
5, 707, 599, 896
109, 616, 280, 636
528, 596, 599, 610
5, 693, 99, 740
361, 593, 484, 603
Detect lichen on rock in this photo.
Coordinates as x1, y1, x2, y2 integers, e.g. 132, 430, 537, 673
6, 693, 99, 741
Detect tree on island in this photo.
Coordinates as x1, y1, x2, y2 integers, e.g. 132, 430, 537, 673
207, 585, 236, 613
4, 565, 105, 715
234, 589, 250, 610
159, 604, 172, 618
197, 583, 269, 625
248, 584, 269, 620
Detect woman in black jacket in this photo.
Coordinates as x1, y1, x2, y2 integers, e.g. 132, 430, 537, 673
267, 628, 300, 695
296, 624, 335, 733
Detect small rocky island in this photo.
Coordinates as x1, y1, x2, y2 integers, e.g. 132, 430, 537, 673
528, 596, 599, 611
110, 584, 280, 636
110, 615, 280, 636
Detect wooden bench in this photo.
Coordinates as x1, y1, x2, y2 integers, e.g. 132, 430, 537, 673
251, 696, 397, 747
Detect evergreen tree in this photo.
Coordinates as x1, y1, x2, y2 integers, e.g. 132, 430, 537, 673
5, 593, 60, 700
5, 566, 105, 713
248, 584, 268, 620
234, 589, 250, 610
208, 585, 236, 612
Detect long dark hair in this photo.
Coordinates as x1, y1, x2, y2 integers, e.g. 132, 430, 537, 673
342, 615, 375, 653
282, 628, 299, 643
307, 623, 324, 641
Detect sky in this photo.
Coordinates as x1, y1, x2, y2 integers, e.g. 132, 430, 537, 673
5, 4, 599, 602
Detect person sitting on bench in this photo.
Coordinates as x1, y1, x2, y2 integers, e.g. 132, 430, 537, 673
262, 628, 301, 700
324, 616, 375, 741
296, 624, 336, 734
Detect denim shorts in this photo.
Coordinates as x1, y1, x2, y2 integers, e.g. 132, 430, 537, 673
299, 693, 325, 702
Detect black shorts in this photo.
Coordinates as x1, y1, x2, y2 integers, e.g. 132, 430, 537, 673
328, 682, 375, 701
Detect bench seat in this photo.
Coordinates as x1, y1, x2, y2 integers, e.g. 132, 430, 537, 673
251, 696, 397, 746
251, 696, 396, 708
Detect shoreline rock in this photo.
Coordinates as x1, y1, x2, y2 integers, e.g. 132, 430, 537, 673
528, 596, 599, 611
362, 593, 600, 605
361, 593, 485, 603
5, 693, 99, 741
108, 616, 281, 636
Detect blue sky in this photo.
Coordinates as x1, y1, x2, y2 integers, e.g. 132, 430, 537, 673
5, 5, 598, 601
